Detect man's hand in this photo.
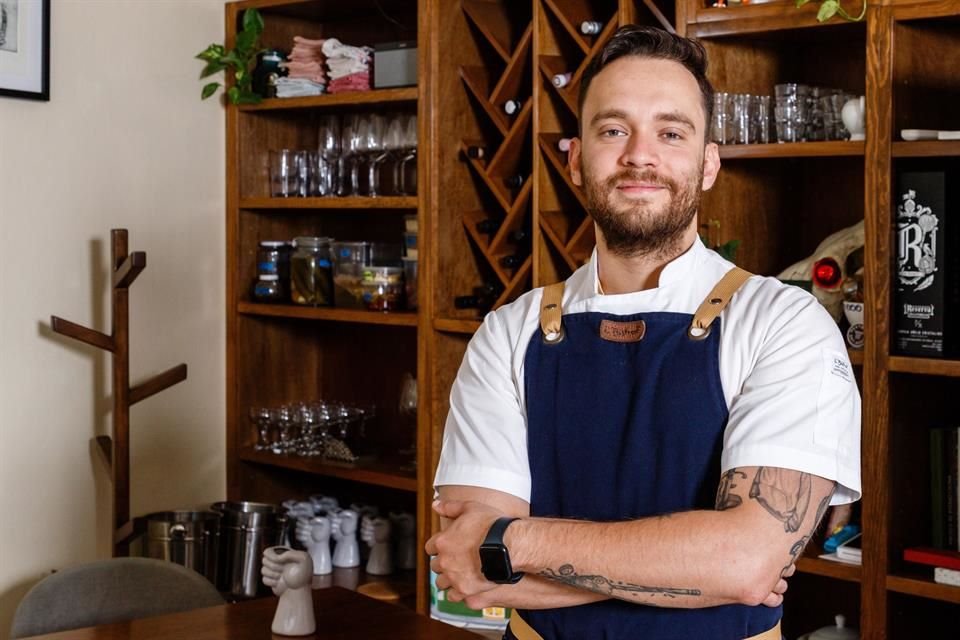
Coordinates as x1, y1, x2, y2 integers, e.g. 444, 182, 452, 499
424, 499, 504, 604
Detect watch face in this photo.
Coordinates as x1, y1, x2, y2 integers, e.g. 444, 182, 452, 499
479, 544, 512, 582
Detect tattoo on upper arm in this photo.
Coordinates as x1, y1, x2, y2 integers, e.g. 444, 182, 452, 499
539, 564, 701, 602
780, 491, 834, 576
715, 469, 748, 511
749, 467, 812, 532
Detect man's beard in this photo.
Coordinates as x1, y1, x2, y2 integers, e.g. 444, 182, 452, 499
582, 163, 703, 259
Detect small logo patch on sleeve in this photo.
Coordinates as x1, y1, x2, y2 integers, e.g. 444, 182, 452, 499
823, 348, 853, 383
599, 319, 646, 343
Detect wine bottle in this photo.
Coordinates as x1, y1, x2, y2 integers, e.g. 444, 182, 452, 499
465, 145, 486, 160
454, 295, 481, 309
511, 227, 531, 244
558, 138, 572, 153
499, 253, 527, 269
475, 218, 500, 236
552, 73, 573, 89
581, 21, 603, 35
504, 99, 523, 116
505, 174, 525, 189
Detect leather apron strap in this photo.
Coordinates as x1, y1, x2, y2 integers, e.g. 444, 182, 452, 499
509, 613, 781, 640
688, 267, 753, 340
539, 282, 565, 341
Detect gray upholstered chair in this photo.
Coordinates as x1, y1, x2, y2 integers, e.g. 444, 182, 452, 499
10, 557, 225, 638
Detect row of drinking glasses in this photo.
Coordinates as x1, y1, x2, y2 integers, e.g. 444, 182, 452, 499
711, 86, 858, 144
711, 93, 772, 145
269, 112, 418, 198
249, 401, 374, 458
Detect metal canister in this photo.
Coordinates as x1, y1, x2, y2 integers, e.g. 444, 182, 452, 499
144, 510, 221, 584
211, 501, 285, 599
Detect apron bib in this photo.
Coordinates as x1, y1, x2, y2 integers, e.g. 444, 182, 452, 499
508, 268, 781, 640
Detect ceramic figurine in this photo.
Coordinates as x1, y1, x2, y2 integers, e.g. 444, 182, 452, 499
361, 516, 393, 575
332, 566, 361, 591
841, 95, 865, 141
331, 509, 360, 568
261, 546, 316, 637
309, 494, 339, 515
390, 511, 417, 571
295, 516, 333, 575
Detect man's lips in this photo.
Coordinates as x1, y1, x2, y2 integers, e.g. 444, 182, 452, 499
616, 182, 667, 193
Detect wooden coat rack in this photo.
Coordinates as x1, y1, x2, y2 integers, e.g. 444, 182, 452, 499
51, 229, 187, 556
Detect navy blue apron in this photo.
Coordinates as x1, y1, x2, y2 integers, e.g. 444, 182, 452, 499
507, 269, 781, 640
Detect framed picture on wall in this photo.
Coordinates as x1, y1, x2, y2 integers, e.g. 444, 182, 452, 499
0, 0, 50, 101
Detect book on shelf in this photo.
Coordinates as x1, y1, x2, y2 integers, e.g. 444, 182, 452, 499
903, 546, 960, 572
929, 426, 959, 550
835, 532, 863, 564
934, 566, 960, 587
817, 551, 861, 566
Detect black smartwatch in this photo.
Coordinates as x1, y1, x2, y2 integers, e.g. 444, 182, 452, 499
479, 516, 524, 584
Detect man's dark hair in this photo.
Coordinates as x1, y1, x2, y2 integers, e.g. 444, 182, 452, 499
578, 25, 714, 138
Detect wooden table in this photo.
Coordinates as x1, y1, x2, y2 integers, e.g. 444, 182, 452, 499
23, 587, 485, 640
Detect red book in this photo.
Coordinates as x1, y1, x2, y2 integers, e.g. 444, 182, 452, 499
903, 547, 960, 571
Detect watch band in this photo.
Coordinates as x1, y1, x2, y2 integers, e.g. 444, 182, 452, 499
483, 516, 520, 546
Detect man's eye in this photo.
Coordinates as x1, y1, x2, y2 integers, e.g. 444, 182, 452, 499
662, 131, 683, 140
601, 129, 625, 137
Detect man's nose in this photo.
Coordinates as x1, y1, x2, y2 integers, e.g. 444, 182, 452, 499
619, 133, 659, 168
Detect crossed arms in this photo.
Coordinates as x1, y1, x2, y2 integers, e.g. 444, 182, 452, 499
426, 466, 835, 611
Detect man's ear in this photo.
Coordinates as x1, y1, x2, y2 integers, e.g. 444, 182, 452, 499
568, 137, 583, 186
701, 141, 721, 191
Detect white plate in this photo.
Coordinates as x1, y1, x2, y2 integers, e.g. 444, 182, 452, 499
900, 129, 939, 141
937, 130, 960, 140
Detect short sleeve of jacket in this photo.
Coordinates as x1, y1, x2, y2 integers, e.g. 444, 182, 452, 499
433, 308, 532, 502
721, 286, 862, 505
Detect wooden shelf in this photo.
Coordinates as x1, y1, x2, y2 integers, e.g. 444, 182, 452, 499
240, 197, 418, 210
688, 1, 860, 38
796, 556, 862, 583
887, 574, 960, 604
239, 447, 417, 492
238, 303, 419, 327
888, 356, 960, 377
433, 318, 483, 334
236, 87, 418, 112
718, 141, 865, 160
892, 140, 960, 157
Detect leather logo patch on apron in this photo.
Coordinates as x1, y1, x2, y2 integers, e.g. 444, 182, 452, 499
599, 319, 646, 343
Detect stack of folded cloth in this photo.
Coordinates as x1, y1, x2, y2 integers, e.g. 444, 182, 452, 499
322, 38, 373, 93
276, 36, 327, 98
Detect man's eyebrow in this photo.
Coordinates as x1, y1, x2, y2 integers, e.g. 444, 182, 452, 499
656, 110, 697, 133
589, 109, 630, 128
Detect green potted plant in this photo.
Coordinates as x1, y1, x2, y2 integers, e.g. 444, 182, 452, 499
196, 8, 265, 105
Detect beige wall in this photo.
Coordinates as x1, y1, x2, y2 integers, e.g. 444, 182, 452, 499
0, 1, 226, 636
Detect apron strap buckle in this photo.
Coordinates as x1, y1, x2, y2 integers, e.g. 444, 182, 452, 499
688, 267, 753, 341
539, 282, 566, 344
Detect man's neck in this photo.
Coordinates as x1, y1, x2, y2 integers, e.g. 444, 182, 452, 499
595, 226, 698, 294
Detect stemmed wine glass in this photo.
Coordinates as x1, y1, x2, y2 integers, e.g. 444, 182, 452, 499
249, 407, 272, 451
396, 113, 418, 195
316, 114, 341, 197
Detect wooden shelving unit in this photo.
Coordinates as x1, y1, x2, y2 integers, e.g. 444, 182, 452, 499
224, 0, 960, 631
225, 0, 427, 612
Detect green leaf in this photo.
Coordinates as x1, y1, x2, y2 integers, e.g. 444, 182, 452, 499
795, 0, 810, 6
221, 51, 243, 68
200, 61, 226, 79
227, 86, 241, 105
242, 9, 264, 36
195, 43, 225, 62
235, 29, 257, 56
817, 0, 840, 22
235, 90, 263, 105
201, 82, 221, 100
235, 69, 247, 83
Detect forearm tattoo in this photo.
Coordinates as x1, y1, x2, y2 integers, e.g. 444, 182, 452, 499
715, 469, 748, 510
539, 564, 701, 601
749, 467, 812, 532
781, 492, 833, 576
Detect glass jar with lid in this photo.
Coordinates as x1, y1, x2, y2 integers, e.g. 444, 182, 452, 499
252, 275, 284, 303
290, 236, 334, 306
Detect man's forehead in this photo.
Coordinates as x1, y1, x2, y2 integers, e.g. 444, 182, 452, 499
583, 56, 704, 122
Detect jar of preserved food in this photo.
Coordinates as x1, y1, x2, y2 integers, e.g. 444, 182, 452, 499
252, 275, 284, 303
290, 236, 334, 306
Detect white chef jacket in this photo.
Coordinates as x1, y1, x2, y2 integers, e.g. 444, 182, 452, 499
434, 236, 862, 506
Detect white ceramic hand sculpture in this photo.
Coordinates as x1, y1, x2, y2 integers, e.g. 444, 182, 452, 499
295, 516, 332, 575
331, 509, 360, 568
309, 494, 339, 515
390, 511, 417, 571
361, 516, 393, 576
841, 95, 865, 141
261, 546, 316, 637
